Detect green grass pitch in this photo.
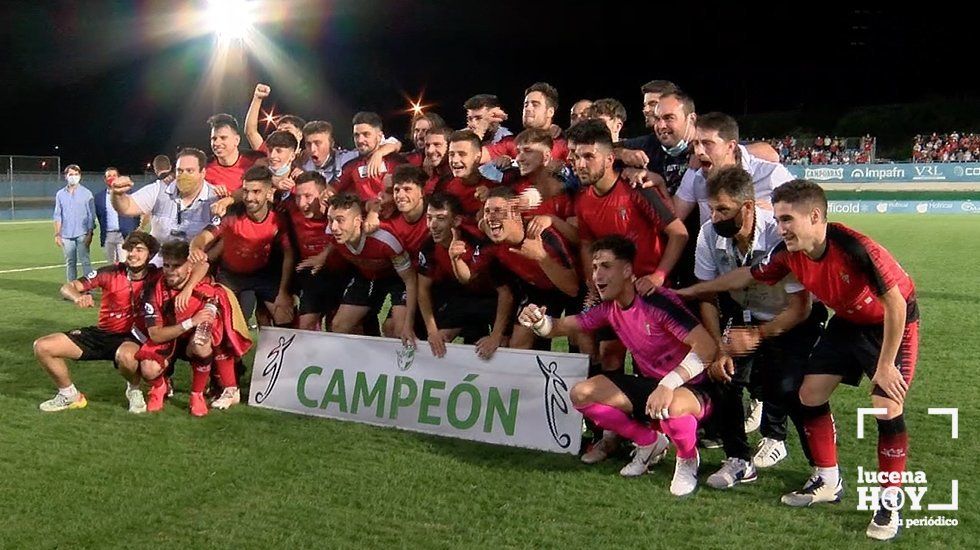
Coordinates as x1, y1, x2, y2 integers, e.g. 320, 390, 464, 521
0, 215, 976, 548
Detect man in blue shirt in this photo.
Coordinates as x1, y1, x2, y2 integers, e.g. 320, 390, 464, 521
53, 164, 95, 281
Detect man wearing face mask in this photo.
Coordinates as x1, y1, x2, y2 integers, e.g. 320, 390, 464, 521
300, 120, 403, 186
263, 130, 300, 197
53, 164, 95, 282
110, 148, 221, 266
691, 167, 824, 488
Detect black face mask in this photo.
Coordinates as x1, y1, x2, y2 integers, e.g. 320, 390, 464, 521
712, 211, 742, 238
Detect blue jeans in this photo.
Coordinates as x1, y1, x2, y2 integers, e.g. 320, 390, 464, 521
62, 236, 92, 281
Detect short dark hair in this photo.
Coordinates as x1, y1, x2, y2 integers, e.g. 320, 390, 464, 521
425, 125, 453, 142
514, 128, 553, 150
565, 119, 612, 149
449, 129, 482, 150
265, 130, 299, 151
104, 166, 120, 176
302, 120, 333, 137
207, 113, 240, 135
176, 147, 207, 170
122, 231, 160, 258
707, 166, 754, 203
660, 91, 696, 116
696, 112, 739, 142
242, 165, 274, 186
772, 180, 828, 219
160, 240, 190, 262
294, 171, 326, 188
525, 82, 559, 110
427, 192, 463, 217
392, 165, 427, 188
352, 111, 383, 130
327, 192, 364, 214
590, 98, 627, 123
152, 155, 171, 173
487, 186, 517, 201
640, 80, 679, 95
464, 94, 502, 110
277, 114, 306, 130
591, 235, 637, 263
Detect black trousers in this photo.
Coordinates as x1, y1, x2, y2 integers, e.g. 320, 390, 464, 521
710, 301, 826, 462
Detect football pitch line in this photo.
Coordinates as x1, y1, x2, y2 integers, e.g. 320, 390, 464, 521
0, 260, 107, 275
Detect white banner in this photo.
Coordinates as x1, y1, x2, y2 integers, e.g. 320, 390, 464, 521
248, 328, 589, 454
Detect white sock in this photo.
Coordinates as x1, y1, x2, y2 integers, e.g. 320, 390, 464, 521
126, 381, 140, 392
815, 466, 839, 485
58, 384, 79, 399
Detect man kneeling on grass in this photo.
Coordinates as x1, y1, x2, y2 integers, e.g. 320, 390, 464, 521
136, 240, 252, 417
34, 232, 183, 413
518, 235, 717, 496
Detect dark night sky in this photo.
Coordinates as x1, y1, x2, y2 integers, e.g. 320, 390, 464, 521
1, 1, 977, 172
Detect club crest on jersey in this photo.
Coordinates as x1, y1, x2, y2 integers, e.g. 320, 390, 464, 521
840, 271, 850, 284
618, 207, 627, 221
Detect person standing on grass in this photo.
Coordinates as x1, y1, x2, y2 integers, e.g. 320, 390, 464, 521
677, 180, 919, 541
53, 164, 95, 282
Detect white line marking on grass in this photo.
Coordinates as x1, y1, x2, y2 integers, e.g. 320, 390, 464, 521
0, 261, 107, 275
0, 220, 53, 225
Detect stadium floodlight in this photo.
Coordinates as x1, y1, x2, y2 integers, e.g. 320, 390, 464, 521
206, 0, 255, 42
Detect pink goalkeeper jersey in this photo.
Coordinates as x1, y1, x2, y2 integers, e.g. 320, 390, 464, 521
577, 288, 702, 381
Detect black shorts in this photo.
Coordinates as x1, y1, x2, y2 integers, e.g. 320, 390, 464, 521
217, 268, 281, 304
64, 326, 137, 362
605, 371, 711, 423
806, 316, 919, 395
341, 274, 407, 311
296, 269, 347, 316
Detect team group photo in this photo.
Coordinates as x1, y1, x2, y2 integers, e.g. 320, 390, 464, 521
0, 1, 975, 548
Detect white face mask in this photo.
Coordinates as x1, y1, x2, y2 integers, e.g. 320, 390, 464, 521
272, 162, 291, 177
66, 174, 81, 186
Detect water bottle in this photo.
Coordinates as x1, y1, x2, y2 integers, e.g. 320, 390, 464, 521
193, 302, 218, 346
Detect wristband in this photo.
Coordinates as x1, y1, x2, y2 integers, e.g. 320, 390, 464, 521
660, 371, 684, 390
531, 315, 553, 337
181, 319, 194, 332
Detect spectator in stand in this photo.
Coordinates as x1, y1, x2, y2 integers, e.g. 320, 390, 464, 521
912, 132, 980, 162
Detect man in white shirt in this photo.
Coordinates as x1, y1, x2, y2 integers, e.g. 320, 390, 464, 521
109, 148, 220, 265
675, 112, 794, 227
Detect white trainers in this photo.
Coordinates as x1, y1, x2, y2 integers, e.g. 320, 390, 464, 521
781, 469, 844, 507
744, 399, 763, 433
211, 386, 241, 410
619, 433, 670, 477
581, 431, 618, 464
866, 505, 901, 541
707, 457, 758, 489
125, 387, 147, 414
752, 437, 788, 468
670, 451, 700, 496
39, 392, 87, 412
